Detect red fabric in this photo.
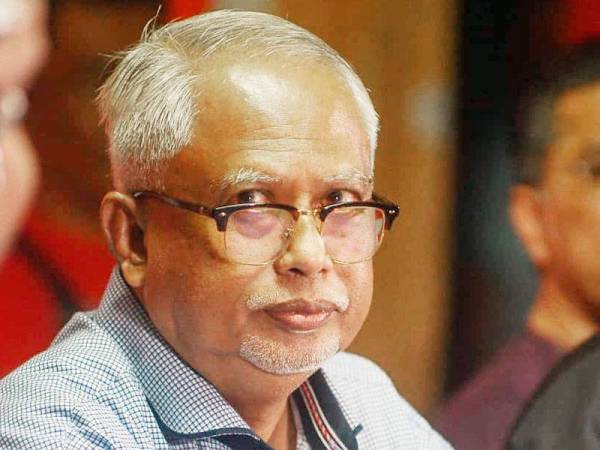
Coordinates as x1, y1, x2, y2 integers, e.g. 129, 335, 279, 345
0, 211, 114, 377
561, 0, 600, 45
165, 0, 211, 21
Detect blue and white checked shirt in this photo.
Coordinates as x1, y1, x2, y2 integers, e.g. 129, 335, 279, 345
0, 268, 451, 449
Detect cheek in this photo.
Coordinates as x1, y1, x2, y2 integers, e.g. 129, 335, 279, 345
346, 261, 373, 300
544, 195, 600, 282
551, 196, 600, 246
338, 263, 373, 344
146, 210, 224, 270
143, 252, 263, 359
144, 222, 268, 324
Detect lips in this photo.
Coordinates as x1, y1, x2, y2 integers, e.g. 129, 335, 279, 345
263, 299, 337, 332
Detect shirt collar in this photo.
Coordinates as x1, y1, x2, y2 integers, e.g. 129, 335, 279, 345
294, 371, 360, 450
94, 268, 359, 449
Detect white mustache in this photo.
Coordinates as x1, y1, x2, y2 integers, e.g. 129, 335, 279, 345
245, 288, 350, 312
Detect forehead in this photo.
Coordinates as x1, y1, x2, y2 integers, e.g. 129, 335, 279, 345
543, 82, 600, 169
553, 82, 600, 137
165, 56, 372, 196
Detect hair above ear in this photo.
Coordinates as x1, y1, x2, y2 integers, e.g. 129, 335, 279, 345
100, 191, 147, 288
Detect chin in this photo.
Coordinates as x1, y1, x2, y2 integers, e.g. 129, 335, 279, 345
238, 333, 340, 376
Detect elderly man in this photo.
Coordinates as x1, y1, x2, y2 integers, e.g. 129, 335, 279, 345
437, 41, 600, 450
0, 10, 450, 450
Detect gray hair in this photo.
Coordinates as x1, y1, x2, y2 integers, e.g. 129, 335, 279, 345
96, 9, 379, 190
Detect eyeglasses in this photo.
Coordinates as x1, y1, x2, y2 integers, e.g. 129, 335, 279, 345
132, 190, 400, 266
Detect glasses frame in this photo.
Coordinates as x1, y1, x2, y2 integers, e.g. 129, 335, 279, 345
131, 190, 400, 264
132, 190, 399, 230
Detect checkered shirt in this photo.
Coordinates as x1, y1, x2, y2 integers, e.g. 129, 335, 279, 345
0, 268, 451, 449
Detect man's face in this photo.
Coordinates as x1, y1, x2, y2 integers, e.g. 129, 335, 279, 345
537, 81, 600, 313
139, 57, 374, 377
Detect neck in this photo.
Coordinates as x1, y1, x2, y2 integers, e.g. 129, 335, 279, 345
232, 395, 296, 450
527, 276, 600, 350
200, 357, 302, 449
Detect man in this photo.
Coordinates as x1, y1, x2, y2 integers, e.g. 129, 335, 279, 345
507, 332, 600, 449
436, 41, 600, 450
0, 10, 450, 449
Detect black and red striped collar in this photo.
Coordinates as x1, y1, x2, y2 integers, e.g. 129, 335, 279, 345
292, 370, 361, 450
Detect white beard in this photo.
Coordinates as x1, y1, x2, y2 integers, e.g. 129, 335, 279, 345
239, 333, 340, 375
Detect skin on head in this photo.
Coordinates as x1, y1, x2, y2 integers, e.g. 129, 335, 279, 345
0, 0, 48, 262
101, 55, 374, 446
510, 81, 600, 349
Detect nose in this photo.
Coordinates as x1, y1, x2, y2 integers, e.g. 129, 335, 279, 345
273, 212, 333, 277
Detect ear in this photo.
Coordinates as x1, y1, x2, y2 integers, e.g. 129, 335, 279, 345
100, 191, 147, 288
509, 184, 549, 268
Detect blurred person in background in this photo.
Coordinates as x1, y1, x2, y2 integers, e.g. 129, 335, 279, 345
508, 332, 600, 449
0, 0, 158, 377
437, 41, 600, 450
0, 0, 48, 262
0, 10, 450, 449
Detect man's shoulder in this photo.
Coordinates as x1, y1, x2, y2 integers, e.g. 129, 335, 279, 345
5, 311, 132, 386
508, 333, 600, 449
434, 331, 563, 449
0, 312, 155, 448
0, 311, 138, 409
440, 331, 561, 411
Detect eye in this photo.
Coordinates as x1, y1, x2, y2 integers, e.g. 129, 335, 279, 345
588, 163, 600, 179
325, 190, 355, 205
234, 190, 269, 204
580, 145, 600, 179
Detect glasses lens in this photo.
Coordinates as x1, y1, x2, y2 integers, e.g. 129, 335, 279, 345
225, 207, 293, 265
322, 205, 385, 263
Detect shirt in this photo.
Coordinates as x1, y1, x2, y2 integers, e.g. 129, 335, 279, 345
507, 333, 600, 450
0, 211, 113, 376
0, 268, 451, 449
435, 330, 563, 450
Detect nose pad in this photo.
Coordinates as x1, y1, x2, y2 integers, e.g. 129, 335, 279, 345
282, 225, 294, 240
281, 210, 321, 242
275, 212, 332, 275
289, 213, 322, 241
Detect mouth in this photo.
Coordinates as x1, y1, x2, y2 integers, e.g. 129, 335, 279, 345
262, 299, 338, 333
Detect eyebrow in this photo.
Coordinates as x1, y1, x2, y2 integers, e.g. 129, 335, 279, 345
211, 167, 282, 192
325, 169, 374, 187
211, 167, 374, 193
